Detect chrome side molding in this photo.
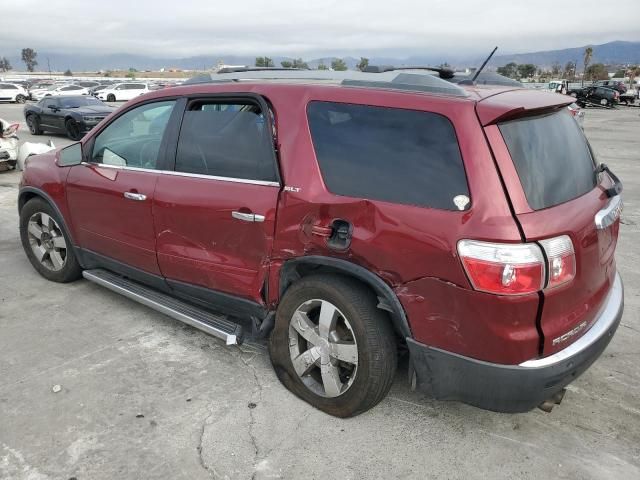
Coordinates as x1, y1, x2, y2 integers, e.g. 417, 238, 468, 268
595, 195, 622, 230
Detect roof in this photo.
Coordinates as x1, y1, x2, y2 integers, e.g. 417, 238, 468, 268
185, 69, 469, 98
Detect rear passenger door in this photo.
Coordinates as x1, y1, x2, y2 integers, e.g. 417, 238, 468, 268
153, 95, 281, 307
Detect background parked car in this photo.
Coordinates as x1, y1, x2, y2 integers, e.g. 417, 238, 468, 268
0, 83, 29, 103
594, 80, 627, 94
0, 118, 20, 170
96, 82, 149, 102
89, 85, 109, 96
572, 85, 619, 107
24, 95, 115, 141
73, 81, 101, 89
31, 84, 90, 101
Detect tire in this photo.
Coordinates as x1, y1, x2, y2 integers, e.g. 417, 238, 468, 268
107, 94, 116, 102
65, 118, 83, 141
570, 92, 577, 98
269, 274, 397, 417
26, 115, 42, 135
15, 94, 26, 104
19, 198, 82, 283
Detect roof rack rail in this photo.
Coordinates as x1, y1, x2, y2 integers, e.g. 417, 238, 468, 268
216, 66, 309, 74
364, 65, 455, 80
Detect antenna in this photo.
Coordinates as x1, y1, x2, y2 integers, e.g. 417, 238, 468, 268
471, 46, 498, 82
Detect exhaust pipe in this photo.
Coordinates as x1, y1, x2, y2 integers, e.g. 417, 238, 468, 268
537, 388, 567, 412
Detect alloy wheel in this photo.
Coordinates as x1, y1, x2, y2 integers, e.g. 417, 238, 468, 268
26, 212, 67, 271
288, 299, 358, 398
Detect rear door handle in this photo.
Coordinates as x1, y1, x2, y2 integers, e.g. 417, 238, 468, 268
232, 211, 265, 223
123, 192, 147, 201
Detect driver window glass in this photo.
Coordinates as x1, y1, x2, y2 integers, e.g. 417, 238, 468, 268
91, 100, 176, 169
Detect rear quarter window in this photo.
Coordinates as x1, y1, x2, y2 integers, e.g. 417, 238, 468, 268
307, 101, 470, 211
499, 109, 596, 210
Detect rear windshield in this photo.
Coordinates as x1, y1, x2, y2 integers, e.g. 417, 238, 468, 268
499, 110, 596, 210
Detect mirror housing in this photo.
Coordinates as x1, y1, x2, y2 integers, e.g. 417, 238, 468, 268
48, 105, 58, 111
57, 142, 83, 167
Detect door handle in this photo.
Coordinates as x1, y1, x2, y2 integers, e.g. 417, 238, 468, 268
123, 192, 147, 201
232, 211, 265, 223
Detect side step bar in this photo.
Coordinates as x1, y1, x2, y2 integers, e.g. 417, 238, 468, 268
83, 269, 243, 345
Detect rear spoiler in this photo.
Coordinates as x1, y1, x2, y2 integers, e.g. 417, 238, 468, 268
476, 89, 574, 126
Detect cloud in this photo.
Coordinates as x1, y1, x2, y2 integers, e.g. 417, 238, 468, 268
1, 0, 638, 58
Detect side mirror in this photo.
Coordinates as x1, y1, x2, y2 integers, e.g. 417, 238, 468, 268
57, 142, 83, 167
48, 105, 58, 111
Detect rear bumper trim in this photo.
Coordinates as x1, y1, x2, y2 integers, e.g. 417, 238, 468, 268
407, 272, 623, 412
519, 272, 623, 368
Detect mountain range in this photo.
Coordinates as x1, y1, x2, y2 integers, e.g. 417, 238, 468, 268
3, 40, 639, 73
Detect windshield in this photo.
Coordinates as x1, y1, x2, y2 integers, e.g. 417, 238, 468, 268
59, 97, 103, 108
499, 109, 596, 210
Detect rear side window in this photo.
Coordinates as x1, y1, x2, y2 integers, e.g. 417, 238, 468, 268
307, 101, 470, 211
499, 110, 596, 210
174, 101, 277, 181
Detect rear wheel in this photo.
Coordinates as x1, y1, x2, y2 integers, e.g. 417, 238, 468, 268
15, 94, 26, 104
65, 118, 83, 141
107, 94, 116, 102
26, 115, 42, 135
269, 274, 397, 417
19, 198, 82, 283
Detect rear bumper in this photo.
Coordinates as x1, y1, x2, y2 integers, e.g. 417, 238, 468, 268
407, 272, 623, 413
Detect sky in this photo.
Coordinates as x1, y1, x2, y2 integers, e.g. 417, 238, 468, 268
1, 0, 639, 59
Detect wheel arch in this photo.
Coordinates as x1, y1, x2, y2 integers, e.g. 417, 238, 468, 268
18, 187, 76, 246
279, 256, 412, 338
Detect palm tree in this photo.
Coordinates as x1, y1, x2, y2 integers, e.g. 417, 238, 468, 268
583, 47, 593, 83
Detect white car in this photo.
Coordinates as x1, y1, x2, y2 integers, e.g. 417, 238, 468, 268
31, 84, 90, 101
97, 82, 149, 102
0, 83, 29, 103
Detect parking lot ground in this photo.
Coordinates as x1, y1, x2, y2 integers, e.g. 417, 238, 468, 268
0, 103, 639, 480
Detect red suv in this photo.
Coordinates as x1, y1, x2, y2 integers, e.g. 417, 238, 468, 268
18, 69, 624, 417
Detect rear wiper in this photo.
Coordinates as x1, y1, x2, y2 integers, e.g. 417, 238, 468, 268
596, 163, 623, 197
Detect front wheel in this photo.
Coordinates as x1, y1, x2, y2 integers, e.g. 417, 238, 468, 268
65, 118, 83, 141
19, 198, 82, 283
269, 274, 397, 417
107, 94, 116, 102
15, 94, 26, 104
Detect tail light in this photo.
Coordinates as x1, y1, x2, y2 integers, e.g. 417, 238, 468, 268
458, 236, 576, 295
457, 240, 545, 295
539, 235, 576, 289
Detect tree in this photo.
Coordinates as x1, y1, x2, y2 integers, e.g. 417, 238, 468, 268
551, 62, 561, 76
125, 71, 136, 79
585, 63, 609, 81
0, 57, 12, 72
128, 67, 138, 72
583, 47, 593, 80
63, 69, 73, 77
613, 69, 627, 78
496, 62, 518, 78
255, 56, 274, 67
21, 48, 38, 72
331, 58, 348, 71
292, 58, 308, 69
563, 61, 576, 80
317, 60, 328, 70
280, 60, 293, 68
516, 64, 537, 79
356, 57, 369, 72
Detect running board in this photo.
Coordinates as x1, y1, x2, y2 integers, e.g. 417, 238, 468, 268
83, 269, 242, 345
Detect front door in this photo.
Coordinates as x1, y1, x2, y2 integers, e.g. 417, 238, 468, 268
39, 98, 64, 132
66, 99, 178, 276
153, 96, 281, 305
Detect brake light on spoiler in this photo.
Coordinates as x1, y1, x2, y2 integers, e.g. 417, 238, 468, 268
458, 235, 576, 295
